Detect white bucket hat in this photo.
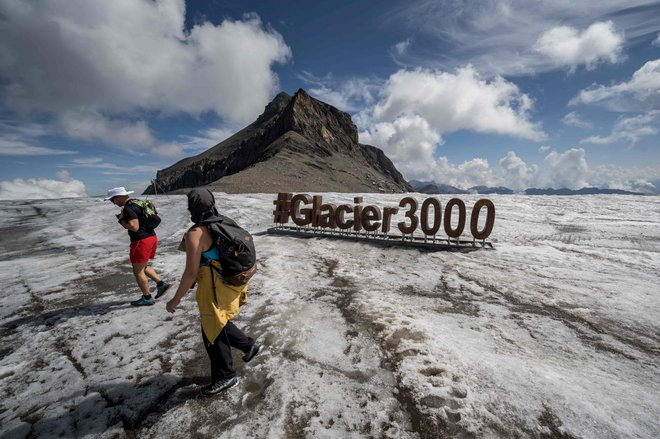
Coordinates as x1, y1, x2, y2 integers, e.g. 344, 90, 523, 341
104, 186, 134, 201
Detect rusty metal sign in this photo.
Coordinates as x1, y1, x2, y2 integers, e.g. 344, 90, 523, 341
269, 193, 495, 250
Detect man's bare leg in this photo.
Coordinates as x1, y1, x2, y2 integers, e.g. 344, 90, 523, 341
145, 265, 161, 284
132, 263, 151, 296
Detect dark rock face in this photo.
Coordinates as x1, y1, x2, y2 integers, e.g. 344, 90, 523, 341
146, 89, 412, 194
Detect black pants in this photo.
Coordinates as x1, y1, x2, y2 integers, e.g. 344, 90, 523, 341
202, 321, 253, 382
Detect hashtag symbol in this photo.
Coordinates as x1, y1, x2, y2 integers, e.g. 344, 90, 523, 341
273, 192, 292, 224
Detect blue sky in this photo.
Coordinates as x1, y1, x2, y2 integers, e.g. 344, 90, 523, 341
1, 0, 659, 198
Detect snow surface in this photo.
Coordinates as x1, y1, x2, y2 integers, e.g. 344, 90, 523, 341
0, 193, 658, 438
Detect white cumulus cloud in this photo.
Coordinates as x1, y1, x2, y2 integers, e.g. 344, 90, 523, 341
360, 115, 503, 189
369, 67, 544, 141
358, 67, 544, 184
570, 59, 660, 111
360, 115, 441, 179
534, 21, 624, 72
398, 146, 658, 193
543, 148, 590, 189
508, 149, 659, 192
589, 163, 659, 194
0, 171, 87, 200
499, 151, 540, 191
425, 156, 500, 190
581, 112, 659, 146
0, 0, 291, 150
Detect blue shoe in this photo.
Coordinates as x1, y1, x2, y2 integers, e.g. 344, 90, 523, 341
131, 295, 155, 306
155, 281, 171, 299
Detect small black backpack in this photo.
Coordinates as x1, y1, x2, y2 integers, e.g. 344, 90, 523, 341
205, 215, 257, 286
130, 199, 162, 229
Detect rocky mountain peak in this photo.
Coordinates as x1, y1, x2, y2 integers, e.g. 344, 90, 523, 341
146, 88, 411, 194
254, 91, 291, 125
277, 88, 359, 152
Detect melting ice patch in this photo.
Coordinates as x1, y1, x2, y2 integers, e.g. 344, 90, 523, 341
0, 193, 658, 438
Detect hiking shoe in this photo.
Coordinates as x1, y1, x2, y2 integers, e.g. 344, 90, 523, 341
200, 377, 239, 396
242, 343, 260, 363
154, 281, 171, 299
131, 295, 155, 306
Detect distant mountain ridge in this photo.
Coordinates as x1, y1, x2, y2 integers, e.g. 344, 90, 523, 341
146, 89, 412, 194
524, 187, 646, 195
410, 180, 649, 195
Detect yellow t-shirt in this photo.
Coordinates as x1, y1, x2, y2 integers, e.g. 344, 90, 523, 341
195, 260, 248, 343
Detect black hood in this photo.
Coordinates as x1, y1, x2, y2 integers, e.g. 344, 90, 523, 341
187, 188, 223, 225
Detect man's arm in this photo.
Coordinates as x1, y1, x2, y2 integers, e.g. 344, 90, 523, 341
118, 203, 140, 232
118, 217, 140, 232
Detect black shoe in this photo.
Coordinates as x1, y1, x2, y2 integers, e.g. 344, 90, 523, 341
200, 377, 238, 396
154, 281, 171, 299
242, 343, 260, 362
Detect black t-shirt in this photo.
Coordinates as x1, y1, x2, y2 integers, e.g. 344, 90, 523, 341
123, 201, 156, 242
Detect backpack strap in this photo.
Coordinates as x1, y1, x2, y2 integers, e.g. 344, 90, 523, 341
208, 261, 221, 307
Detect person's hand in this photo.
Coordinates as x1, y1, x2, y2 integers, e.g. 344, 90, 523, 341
166, 296, 180, 313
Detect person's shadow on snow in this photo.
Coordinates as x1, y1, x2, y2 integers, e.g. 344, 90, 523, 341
1, 300, 134, 333
3, 374, 210, 438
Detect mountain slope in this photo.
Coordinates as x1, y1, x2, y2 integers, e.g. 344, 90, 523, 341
147, 89, 412, 194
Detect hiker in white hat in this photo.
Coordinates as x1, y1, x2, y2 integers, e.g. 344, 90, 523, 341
106, 187, 170, 306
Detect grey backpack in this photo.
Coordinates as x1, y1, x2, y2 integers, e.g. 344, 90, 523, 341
205, 215, 257, 285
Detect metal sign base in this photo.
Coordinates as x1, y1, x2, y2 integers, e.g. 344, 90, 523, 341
267, 225, 494, 251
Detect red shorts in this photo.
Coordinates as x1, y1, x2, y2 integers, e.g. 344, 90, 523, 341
129, 235, 158, 264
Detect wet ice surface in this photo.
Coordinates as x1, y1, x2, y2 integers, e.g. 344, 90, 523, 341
0, 193, 658, 438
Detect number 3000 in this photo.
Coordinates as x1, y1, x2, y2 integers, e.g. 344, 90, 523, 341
396, 197, 495, 240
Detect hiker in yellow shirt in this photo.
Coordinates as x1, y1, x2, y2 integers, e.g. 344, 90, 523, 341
166, 188, 259, 396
